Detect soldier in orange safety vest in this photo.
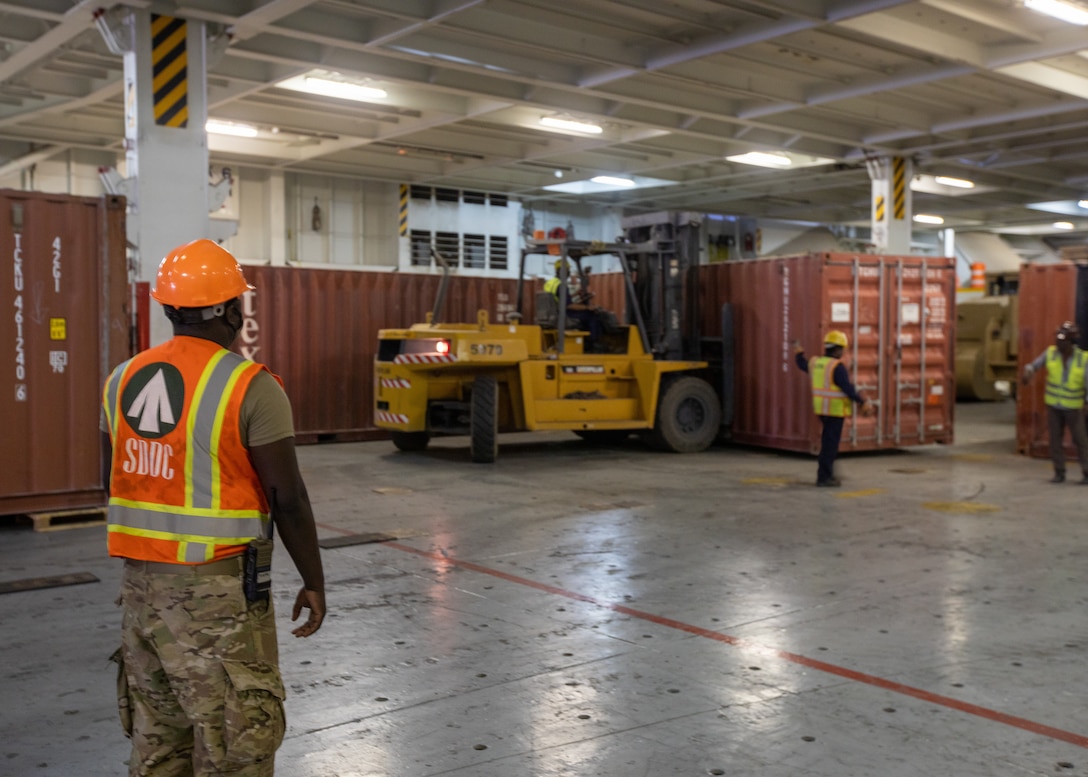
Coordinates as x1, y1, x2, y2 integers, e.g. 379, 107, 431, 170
101, 239, 325, 776
793, 330, 873, 487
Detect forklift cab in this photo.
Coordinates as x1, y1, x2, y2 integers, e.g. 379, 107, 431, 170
518, 240, 638, 356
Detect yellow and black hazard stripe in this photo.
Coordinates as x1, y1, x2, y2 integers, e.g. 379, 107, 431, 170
874, 194, 885, 222
399, 184, 409, 236
152, 14, 188, 128
892, 156, 906, 220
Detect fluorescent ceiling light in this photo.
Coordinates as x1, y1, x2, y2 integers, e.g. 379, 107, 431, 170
914, 214, 945, 224
1079, 200, 1088, 208
911, 175, 994, 197
1025, 0, 1088, 25
276, 72, 387, 101
934, 175, 975, 189
543, 174, 678, 195
302, 76, 387, 100
1053, 221, 1076, 229
539, 116, 603, 134
590, 175, 634, 187
727, 151, 792, 168
206, 120, 258, 138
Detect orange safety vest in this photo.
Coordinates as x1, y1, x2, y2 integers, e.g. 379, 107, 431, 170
810, 356, 851, 418
102, 336, 272, 564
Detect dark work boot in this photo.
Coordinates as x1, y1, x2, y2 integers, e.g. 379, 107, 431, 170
1051, 471, 1066, 483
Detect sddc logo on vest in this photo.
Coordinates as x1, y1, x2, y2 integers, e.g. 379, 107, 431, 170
121, 363, 185, 439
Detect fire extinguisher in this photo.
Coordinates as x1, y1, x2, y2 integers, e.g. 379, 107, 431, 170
311, 197, 322, 232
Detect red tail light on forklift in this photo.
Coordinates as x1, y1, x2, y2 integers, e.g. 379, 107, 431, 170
435, 339, 450, 354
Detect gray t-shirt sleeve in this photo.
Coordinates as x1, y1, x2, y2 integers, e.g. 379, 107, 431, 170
240, 369, 296, 448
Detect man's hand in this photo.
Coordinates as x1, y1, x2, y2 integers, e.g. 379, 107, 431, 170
291, 587, 326, 637
791, 339, 804, 354
860, 401, 876, 418
1021, 366, 1034, 386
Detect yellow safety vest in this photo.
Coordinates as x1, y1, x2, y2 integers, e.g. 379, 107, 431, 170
810, 356, 851, 418
1045, 346, 1088, 409
544, 277, 562, 298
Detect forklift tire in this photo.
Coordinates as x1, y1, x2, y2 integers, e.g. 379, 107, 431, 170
470, 375, 499, 463
391, 431, 430, 452
574, 429, 631, 445
647, 376, 721, 453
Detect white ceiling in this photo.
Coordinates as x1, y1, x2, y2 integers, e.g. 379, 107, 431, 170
3, 0, 1088, 238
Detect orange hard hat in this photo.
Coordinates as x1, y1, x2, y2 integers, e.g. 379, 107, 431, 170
151, 239, 254, 308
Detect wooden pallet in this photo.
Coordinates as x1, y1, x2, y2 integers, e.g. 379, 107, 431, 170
26, 507, 107, 533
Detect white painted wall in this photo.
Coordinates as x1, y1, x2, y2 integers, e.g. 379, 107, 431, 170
282, 174, 400, 268
0, 148, 117, 194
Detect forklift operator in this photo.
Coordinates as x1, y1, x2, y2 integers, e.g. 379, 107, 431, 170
545, 259, 603, 344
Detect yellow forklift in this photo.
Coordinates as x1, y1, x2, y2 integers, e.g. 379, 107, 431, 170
374, 236, 722, 462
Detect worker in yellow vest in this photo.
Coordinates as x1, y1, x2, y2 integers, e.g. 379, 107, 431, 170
544, 258, 602, 345
793, 331, 874, 487
1021, 321, 1088, 483
101, 239, 325, 775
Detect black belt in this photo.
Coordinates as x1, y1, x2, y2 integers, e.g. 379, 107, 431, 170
124, 556, 243, 576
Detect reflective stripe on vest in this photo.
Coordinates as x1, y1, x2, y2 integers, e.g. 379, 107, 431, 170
1045, 346, 1088, 409
810, 356, 851, 418
104, 339, 269, 564
186, 349, 252, 509
102, 356, 134, 442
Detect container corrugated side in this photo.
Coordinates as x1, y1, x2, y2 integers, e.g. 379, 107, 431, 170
709, 253, 955, 455
1016, 262, 1078, 459
1, 191, 129, 515
237, 267, 523, 442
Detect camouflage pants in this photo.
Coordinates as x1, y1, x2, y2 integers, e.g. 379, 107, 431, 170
111, 561, 285, 776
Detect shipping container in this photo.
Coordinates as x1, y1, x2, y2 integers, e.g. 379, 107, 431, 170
586, 270, 627, 321
1, 191, 130, 515
236, 266, 525, 442
1015, 262, 1078, 459
708, 253, 956, 455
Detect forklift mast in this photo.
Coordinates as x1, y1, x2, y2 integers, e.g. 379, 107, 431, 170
621, 212, 703, 361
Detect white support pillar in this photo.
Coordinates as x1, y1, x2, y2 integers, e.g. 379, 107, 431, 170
868, 156, 913, 254
942, 227, 955, 258
268, 170, 287, 266
123, 10, 211, 346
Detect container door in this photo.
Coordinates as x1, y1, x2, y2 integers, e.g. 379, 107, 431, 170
1, 193, 128, 513
823, 255, 882, 450
882, 258, 955, 447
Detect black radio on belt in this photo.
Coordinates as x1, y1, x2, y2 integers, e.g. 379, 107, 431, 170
243, 517, 274, 602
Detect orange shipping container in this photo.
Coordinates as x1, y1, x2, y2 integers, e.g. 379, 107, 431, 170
1016, 262, 1078, 459
1, 191, 130, 514
709, 253, 956, 454
236, 266, 525, 442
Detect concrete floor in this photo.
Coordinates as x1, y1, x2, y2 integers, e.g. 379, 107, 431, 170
4, 400, 1088, 777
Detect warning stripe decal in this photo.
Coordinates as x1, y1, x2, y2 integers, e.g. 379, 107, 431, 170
151, 14, 188, 128
399, 184, 408, 237
393, 353, 457, 365
892, 156, 906, 220
375, 411, 410, 425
